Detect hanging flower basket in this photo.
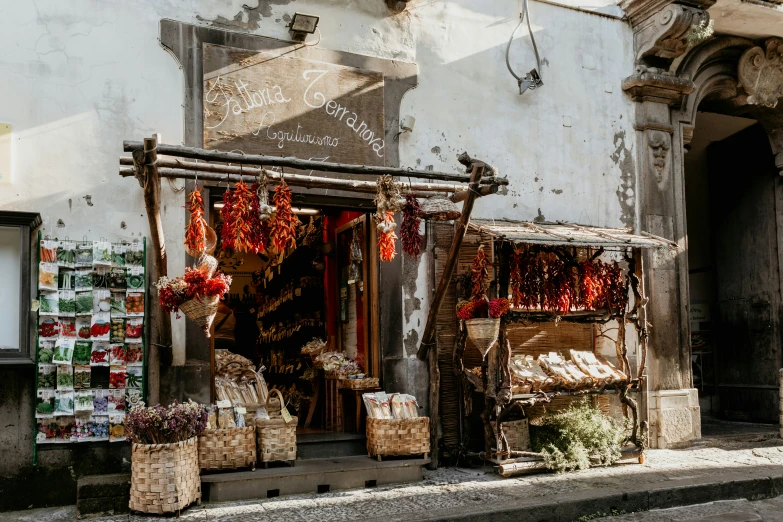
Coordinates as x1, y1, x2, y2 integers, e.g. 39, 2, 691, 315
419, 196, 460, 221
465, 317, 500, 358
179, 295, 220, 337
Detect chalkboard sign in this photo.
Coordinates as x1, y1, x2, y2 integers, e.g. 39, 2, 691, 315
203, 43, 386, 168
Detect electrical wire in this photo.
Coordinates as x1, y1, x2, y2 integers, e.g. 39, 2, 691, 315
505, 0, 542, 88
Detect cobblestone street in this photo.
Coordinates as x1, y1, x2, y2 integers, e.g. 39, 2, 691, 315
2, 433, 782, 522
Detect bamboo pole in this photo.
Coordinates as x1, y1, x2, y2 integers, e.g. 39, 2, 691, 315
416, 165, 486, 361
427, 220, 440, 471
137, 136, 166, 406
117, 164, 498, 195
121, 141, 508, 185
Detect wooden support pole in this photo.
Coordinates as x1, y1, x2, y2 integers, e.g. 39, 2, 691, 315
118, 164, 490, 195
426, 220, 440, 471
416, 165, 486, 361
137, 135, 167, 406
121, 141, 511, 185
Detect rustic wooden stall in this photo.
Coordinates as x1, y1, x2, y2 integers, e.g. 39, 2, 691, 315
422, 219, 676, 475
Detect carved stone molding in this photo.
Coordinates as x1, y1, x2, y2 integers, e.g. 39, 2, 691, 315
648, 130, 673, 190
738, 38, 783, 108
622, 67, 695, 105
621, 0, 716, 26
634, 3, 711, 67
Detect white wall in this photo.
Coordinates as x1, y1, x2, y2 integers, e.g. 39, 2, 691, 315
0, 0, 637, 364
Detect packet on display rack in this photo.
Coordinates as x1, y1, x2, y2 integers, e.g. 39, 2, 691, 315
110, 318, 125, 343
38, 341, 55, 364
109, 414, 126, 442
126, 344, 143, 365
36, 419, 57, 444
39, 317, 59, 339
90, 342, 109, 366
125, 318, 143, 342
112, 244, 126, 267
59, 317, 76, 339
75, 317, 91, 340
58, 290, 76, 317
38, 262, 58, 291
37, 364, 56, 389
90, 312, 111, 341
56, 364, 74, 391
125, 291, 144, 316
75, 290, 93, 315
52, 338, 74, 365
74, 365, 91, 390
36, 389, 55, 418
93, 289, 111, 314
93, 389, 109, 414
126, 367, 142, 389
39, 292, 59, 316
57, 240, 76, 268
54, 390, 75, 416
75, 242, 93, 267
74, 390, 94, 413
125, 388, 143, 409
72, 341, 92, 366
55, 417, 75, 443
108, 389, 125, 413
93, 241, 112, 267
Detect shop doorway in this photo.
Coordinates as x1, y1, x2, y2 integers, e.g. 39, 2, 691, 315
685, 112, 782, 430
206, 188, 380, 444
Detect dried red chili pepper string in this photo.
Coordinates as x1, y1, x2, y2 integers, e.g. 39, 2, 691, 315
401, 194, 422, 258
184, 184, 207, 254
271, 181, 298, 253
470, 247, 489, 299
377, 212, 397, 262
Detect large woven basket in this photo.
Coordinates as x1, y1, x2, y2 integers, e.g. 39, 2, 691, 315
366, 417, 430, 461
255, 389, 297, 464
179, 294, 219, 337
492, 418, 531, 452
419, 196, 460, 221
129, 437, 200, 515
465, 317, 500, 358
198, 426, 256, 471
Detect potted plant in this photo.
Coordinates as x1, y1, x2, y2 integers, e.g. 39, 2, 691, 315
125, 400, 208, 515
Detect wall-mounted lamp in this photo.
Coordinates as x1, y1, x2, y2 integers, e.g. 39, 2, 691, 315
393, 115, 415, 141
289, 13, 320, 42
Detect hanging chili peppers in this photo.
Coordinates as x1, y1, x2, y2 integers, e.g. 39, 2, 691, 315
184, 184, 207, 254
219, 189, 237, 252
225, 181, 256, 253
470, 246, 489, 299
270, 181, 298, 253
401, 194, 422, 258
507, 246, 628, 315
377, 211, 397, 262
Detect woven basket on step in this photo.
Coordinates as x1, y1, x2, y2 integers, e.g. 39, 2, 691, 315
419, 196, 460, 221
198, 426, 256, 470
255, 389, 297, 463
340, 377, 380, 390
179, 295, 219, 337
492, 418, 531, 452
465, 317, 500, 358
366, 417, 430, 460
129, 437, 200, 514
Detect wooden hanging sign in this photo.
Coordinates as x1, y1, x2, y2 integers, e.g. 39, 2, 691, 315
202, 43, 386, 169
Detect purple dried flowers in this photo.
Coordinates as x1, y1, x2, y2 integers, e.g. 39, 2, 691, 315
125, 400, 207, 444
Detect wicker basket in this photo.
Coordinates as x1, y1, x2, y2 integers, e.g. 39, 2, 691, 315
465, 317, 500, 358
186, 228, 218, 259
419, 196, 460, 221
366, 417, 430, 461
179, 294, 219, 337
129, 437, 200, 515
492, 419, 531, 452
198, 426, 256, 471
255, 389, 297, 465
340, 377, 380, 390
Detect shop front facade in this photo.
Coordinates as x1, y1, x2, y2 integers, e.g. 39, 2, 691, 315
3, 0, 783, 511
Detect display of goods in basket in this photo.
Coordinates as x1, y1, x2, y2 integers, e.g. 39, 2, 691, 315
155, 255, 231, 336
362, 391, 427, 460
198, 426, 256, 471
255, 389, 297, 466
510, 247, 628, 314
125, 401, 207, 514
300, 337, 327, 360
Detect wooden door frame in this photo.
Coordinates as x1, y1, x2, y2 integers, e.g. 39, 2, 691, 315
335, 215, 380, 378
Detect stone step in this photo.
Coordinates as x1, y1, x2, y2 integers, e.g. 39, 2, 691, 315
296, 431, 367, 459
201, 455, 429, 503
76, 473, 130, 518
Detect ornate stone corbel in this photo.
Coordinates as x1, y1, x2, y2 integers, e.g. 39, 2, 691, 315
634, 4, 711, 67
737, 38, 783, 108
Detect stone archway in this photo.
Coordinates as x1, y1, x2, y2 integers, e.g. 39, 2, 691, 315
621, 0, 783, 447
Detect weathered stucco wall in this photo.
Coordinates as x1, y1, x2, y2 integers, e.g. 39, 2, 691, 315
0, 0, 636, 509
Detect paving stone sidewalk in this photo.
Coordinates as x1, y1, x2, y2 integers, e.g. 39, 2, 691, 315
2, 433, 782, 522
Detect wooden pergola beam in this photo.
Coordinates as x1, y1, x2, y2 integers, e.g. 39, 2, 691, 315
122, 141, 510, 185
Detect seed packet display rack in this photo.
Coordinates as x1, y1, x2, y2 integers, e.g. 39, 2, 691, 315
32, 233, 147, 464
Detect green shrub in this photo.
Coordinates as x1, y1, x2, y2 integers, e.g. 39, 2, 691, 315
530, 399, 626, 472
